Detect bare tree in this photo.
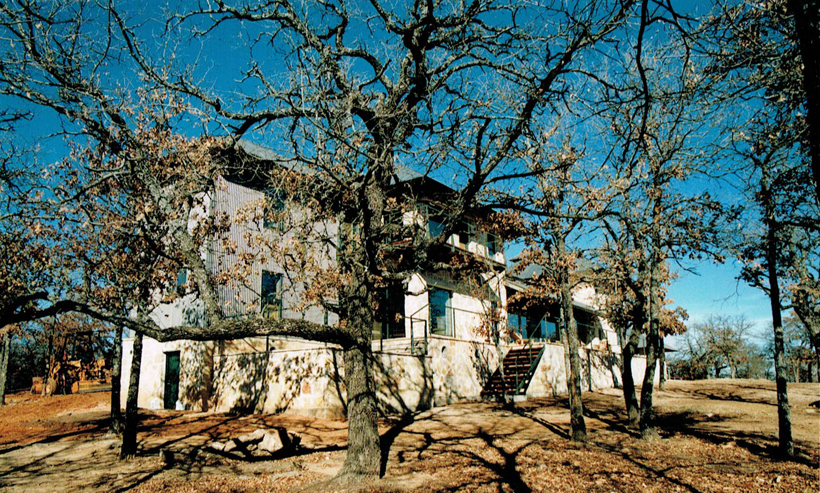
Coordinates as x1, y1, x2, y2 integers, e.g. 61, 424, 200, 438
0, 327, 10, 405
704, 0, 820, 457
594, 0, 727, 438
509, 140, 608, 442
693, 315, 755, 379
0, 0, 637, 480
731, 113, 816, 456
785, 0, 820, 205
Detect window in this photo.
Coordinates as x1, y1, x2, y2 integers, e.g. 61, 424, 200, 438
508, 312, 528, 338
486, 233, 499, 256
544, 320, 558, 341
427, 207, 446, 239
175, 269, 187, 294
574, 309, 600, 344
454, 221, 471, 247
533, 317, 559, 342
373, 283, 405, 340
490, 301, 499, 335
429, 287, 453, 337
264, 189, 285, 230
261, 271, 283, 319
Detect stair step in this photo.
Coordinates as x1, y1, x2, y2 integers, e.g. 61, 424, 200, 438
481, 345, 545, 397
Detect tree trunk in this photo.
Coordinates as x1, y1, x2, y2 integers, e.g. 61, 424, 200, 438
639, 259, 661, 439
658, 335, 666, 390
340, 342, 380, 478
0, 334, 10, 406
200, 342, 214, 411
621, 331, 640, 425
813, 331, 820, 373
43, 327, 53, 396
621, 307, 644, 425
109, 326, 123, 434
559, 258, 587, 442
787, 0, 820, 206
762, 168, 794, 457
336, 216, 381, 479
121, 333, 143, 459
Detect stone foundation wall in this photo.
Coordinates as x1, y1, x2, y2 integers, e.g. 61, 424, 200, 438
186, 336, 503, 418
124, 335, 644, 418
426, 337, 500, 405
201, 342, 442, 418
526, 343, 623, 397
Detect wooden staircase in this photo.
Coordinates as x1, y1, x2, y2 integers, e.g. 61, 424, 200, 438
481, 344, 545, 399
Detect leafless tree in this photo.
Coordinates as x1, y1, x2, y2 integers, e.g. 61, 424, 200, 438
0, 0, 638, 479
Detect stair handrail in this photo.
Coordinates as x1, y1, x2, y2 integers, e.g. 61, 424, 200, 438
514, 337, 532, 396
515, 342, 546, 395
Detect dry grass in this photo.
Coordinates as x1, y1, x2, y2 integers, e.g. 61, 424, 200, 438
0, 379, 817, 492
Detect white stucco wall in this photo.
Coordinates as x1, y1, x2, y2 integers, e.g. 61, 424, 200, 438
120, 337, 191, 410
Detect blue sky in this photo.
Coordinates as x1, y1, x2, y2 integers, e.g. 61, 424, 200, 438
667, 260, 772, 333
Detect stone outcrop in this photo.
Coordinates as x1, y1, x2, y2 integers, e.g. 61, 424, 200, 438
207, 428, 301, 458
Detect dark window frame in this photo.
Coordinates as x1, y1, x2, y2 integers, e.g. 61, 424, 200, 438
429, 286, 454, 337
261, 270, 283, 319
263, 189, 285, 231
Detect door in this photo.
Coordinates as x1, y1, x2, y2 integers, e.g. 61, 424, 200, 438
163, 351, 181, 410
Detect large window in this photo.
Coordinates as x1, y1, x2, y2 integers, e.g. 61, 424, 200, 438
261, 271, 283, 319
575, 309, 601, 344
531, 317, 558, 342
508, 312, 528, 338
373, 283, 405, 340
429, 287, 454, 337
544, 320, 558, 341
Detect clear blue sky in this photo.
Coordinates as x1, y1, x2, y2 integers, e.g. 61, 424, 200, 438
667, 261, 774, 344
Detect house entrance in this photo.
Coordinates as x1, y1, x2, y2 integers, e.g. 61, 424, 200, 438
163, 351, 180, 410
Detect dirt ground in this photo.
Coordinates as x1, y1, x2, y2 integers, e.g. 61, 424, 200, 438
0, 379, 817, 492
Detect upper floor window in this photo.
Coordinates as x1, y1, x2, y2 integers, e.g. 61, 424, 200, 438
261, 270, 283, 319
453, 221, 472, 248
264, 189, 285, 231
486, 233, 499, 256
575, 309, 601, 344
427, 207, 446, 239
542, 319, 558, 341
175, 268, 188, 294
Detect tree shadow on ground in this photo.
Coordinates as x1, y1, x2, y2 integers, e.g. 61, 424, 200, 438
380, 409, 536, 493
652, 410, 818, 468
0, 408, 350, 493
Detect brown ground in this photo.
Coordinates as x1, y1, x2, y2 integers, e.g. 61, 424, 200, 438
0, 380, 817, 492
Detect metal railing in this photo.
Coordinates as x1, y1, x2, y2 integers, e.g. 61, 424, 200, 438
408, 315, 428, 355
515, 339, 546, 395
375, 312, 429, 356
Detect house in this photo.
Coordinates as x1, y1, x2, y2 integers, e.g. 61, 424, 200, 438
119, 142, 654, 417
